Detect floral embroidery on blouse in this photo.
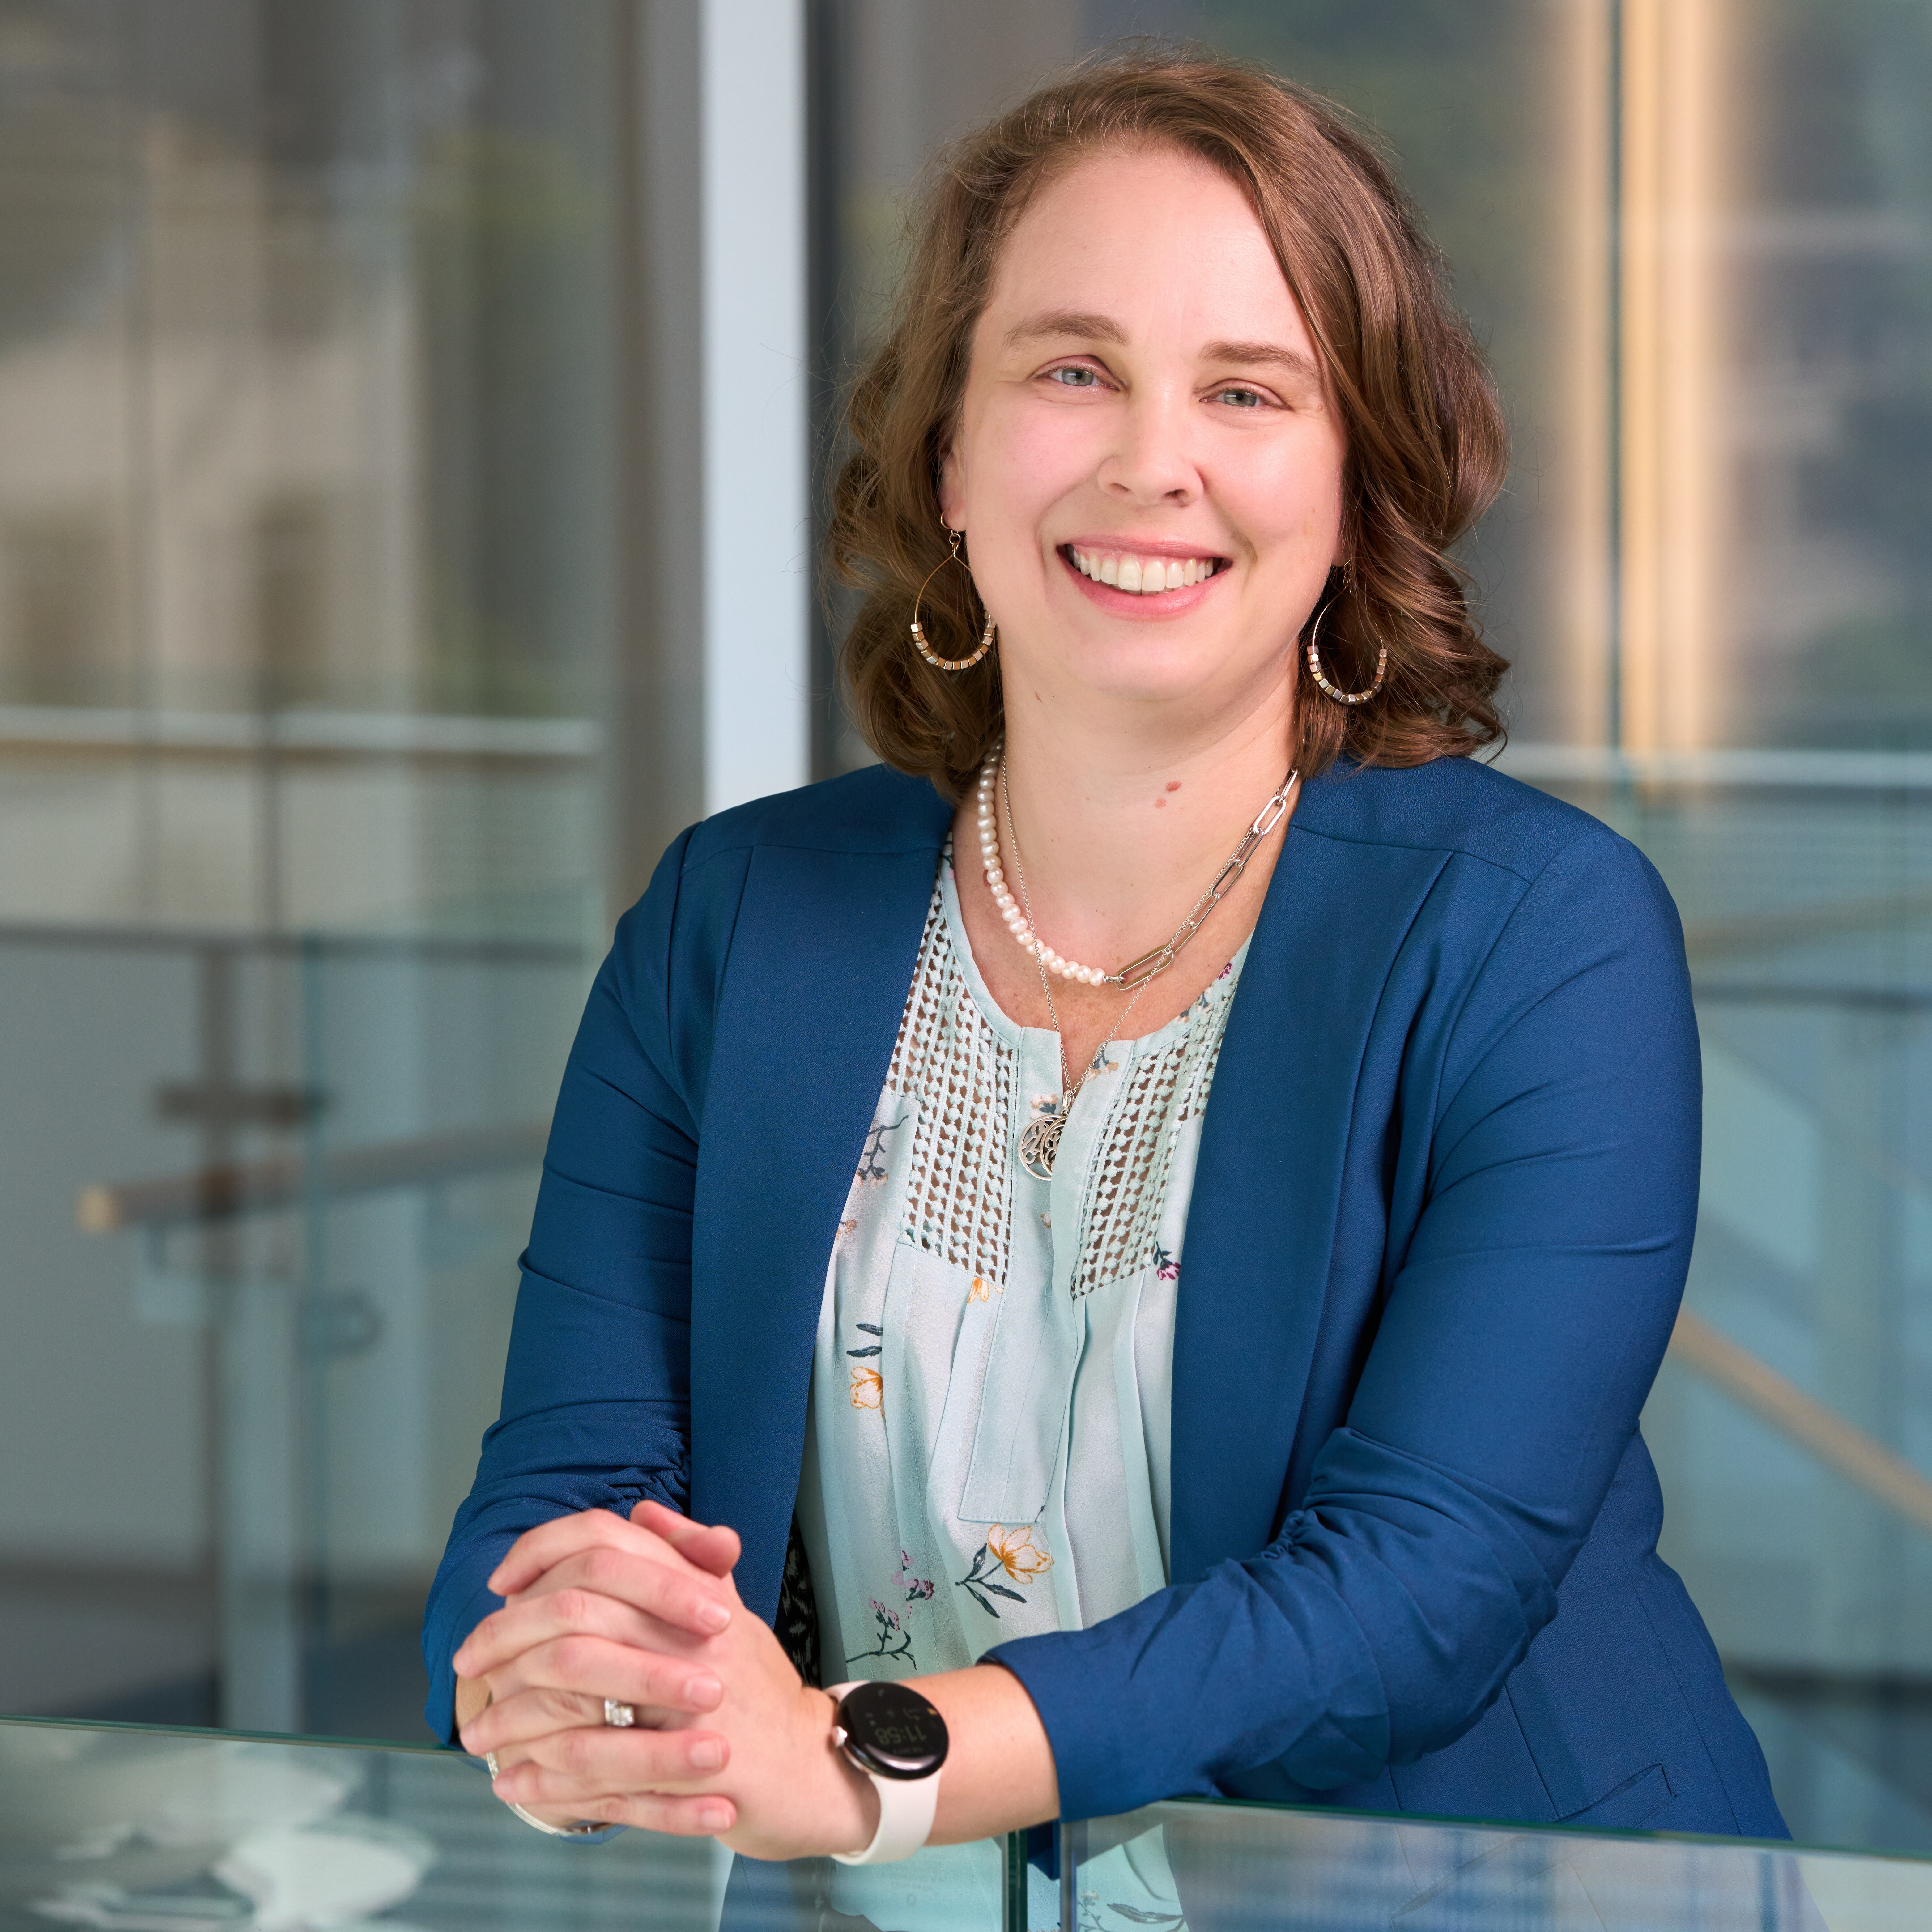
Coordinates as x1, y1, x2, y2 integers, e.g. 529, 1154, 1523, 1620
1151, 1243, 1180, 1284
968, 1274, 1002, 1303
857, 1116, 906, 1185
847, 1323, 884, 1409
848, 1596, 915, 1666
955, 1522, 1054, 1618
844, 1552, 934, 1669
900, 1549, 935, 1603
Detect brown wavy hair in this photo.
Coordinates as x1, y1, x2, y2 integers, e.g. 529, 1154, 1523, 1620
826, 46, 1509, 801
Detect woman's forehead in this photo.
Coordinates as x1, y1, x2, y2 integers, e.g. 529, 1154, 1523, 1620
981, 147, 1314, 360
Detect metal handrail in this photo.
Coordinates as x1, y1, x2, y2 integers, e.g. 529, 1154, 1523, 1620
77, 1125, 1932, 1545
0, 921, 583, 966
77, 1120, 548, 1234
1667, 1310, 1932, 1539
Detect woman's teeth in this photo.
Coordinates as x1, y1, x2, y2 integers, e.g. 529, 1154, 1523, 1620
1068, 547, 1219, 594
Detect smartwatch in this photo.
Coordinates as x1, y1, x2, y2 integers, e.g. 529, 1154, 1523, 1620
825, 1680, 949, 1865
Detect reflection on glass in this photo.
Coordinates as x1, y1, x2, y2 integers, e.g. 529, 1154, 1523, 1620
1059, 1797, 1932, 1932
0, 1717, 730, 1932
10, 1720, 1932, 1932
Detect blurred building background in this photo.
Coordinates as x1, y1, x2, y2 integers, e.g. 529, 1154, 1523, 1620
1, 0, 1929, 1856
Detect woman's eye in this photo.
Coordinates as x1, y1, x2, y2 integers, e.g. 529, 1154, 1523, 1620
1214, 386, 1264, 409
1047, 366, 1101, 389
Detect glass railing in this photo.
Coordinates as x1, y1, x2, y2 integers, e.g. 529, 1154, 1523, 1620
1568, 765, 1932, 1852
5, 1717, 1930, 1932
0, 921, 589, 1741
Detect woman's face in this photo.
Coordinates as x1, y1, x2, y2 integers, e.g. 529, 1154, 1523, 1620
940, 143, 1347, 729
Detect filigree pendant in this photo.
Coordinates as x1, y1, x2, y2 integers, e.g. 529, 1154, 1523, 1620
1018, 1109, 1066, 1181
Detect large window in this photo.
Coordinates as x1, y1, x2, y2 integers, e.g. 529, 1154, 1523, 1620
0, 0, 629, 1738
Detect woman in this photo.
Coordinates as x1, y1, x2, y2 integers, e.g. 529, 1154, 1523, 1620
427, 49, 1785, 1879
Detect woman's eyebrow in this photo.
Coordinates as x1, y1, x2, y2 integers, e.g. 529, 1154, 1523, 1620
1002, 309, 1126, 350
1001, 314, 1323, 389
1202, 339, 1323, 384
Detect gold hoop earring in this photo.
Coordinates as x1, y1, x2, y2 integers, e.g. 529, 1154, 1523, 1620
1304, 590, 1386, 706
910, 525, 996, 672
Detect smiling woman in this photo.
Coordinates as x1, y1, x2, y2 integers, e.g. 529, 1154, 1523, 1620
423, 45, 1785, 1905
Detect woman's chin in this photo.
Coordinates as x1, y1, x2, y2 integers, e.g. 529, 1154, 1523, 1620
1015, 642, 1277, 718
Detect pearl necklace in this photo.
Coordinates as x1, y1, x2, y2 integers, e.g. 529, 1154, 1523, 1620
973, 751, 1299, 989
977, 750, 1298, 1180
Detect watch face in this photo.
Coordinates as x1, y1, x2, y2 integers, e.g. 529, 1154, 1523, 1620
837, 1681, 950, 1781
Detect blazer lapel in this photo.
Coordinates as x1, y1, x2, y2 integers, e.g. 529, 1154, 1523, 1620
689, 787, 949, 1620
1170, 775, 1449, 1583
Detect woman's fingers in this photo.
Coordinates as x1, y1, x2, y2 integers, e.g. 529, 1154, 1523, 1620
457, 1681, 601, 1757
487, 1506, 729, 1616
513, 1545, 731, 1643
572, 1792, 738, 1836
461, 1681, 677, 1760
455, 1583, 724, 1697
460, 1640, 719, 1755
457, 1563, 727, 1686
489, 1722, 730, 1809
631, 1500, 741, 1578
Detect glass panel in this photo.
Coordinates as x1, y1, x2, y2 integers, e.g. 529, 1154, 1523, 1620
1059, 1797, 1932, 1932
12, 1721, 1932, 1932
0, 2, 622, 1741
0, 1718, 1001, 1932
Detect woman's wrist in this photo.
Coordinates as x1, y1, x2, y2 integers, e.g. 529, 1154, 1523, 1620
453, 1672, 491, 1736
814, 1685, 883, 1856
911, 1663, 1059, 1845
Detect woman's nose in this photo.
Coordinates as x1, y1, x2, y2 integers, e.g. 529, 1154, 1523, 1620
1096, 390, 1201, 506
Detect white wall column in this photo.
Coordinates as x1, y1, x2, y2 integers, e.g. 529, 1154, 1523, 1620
700, 0, 811, 815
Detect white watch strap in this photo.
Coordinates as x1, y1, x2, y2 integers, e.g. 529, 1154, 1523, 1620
825, 1681, 942, 1866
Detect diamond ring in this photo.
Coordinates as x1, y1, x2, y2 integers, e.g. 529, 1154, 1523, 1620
603, 1698, 637, 1728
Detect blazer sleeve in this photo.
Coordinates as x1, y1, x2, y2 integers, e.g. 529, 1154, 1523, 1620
986, 827, 1702, 1819
420, 829, 703, 1743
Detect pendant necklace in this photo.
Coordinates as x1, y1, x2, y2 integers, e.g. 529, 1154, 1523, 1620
983, 751, 1298, 1180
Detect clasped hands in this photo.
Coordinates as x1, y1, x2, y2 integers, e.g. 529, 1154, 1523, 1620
453, 1500, 877, 1859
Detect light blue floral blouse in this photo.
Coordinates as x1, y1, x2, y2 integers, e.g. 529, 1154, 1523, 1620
798, 846, 1244, 1928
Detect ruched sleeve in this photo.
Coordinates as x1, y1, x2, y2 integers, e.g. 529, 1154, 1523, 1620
985, 828, 1702, 1819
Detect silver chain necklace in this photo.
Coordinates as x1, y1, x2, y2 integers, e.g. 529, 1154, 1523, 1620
996, 755, 1298, 1180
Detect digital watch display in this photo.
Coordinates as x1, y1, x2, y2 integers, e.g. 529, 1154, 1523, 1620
835, 1682, 949, 1779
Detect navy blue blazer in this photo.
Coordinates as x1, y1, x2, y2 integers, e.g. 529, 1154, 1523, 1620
424, 755, 1786, 1839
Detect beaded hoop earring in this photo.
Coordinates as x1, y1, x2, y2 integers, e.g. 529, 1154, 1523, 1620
910, 524, 996, 672
1304, 581, 1388, 706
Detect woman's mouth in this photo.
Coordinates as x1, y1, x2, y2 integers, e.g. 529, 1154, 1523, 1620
1061, 544, 1228, 596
